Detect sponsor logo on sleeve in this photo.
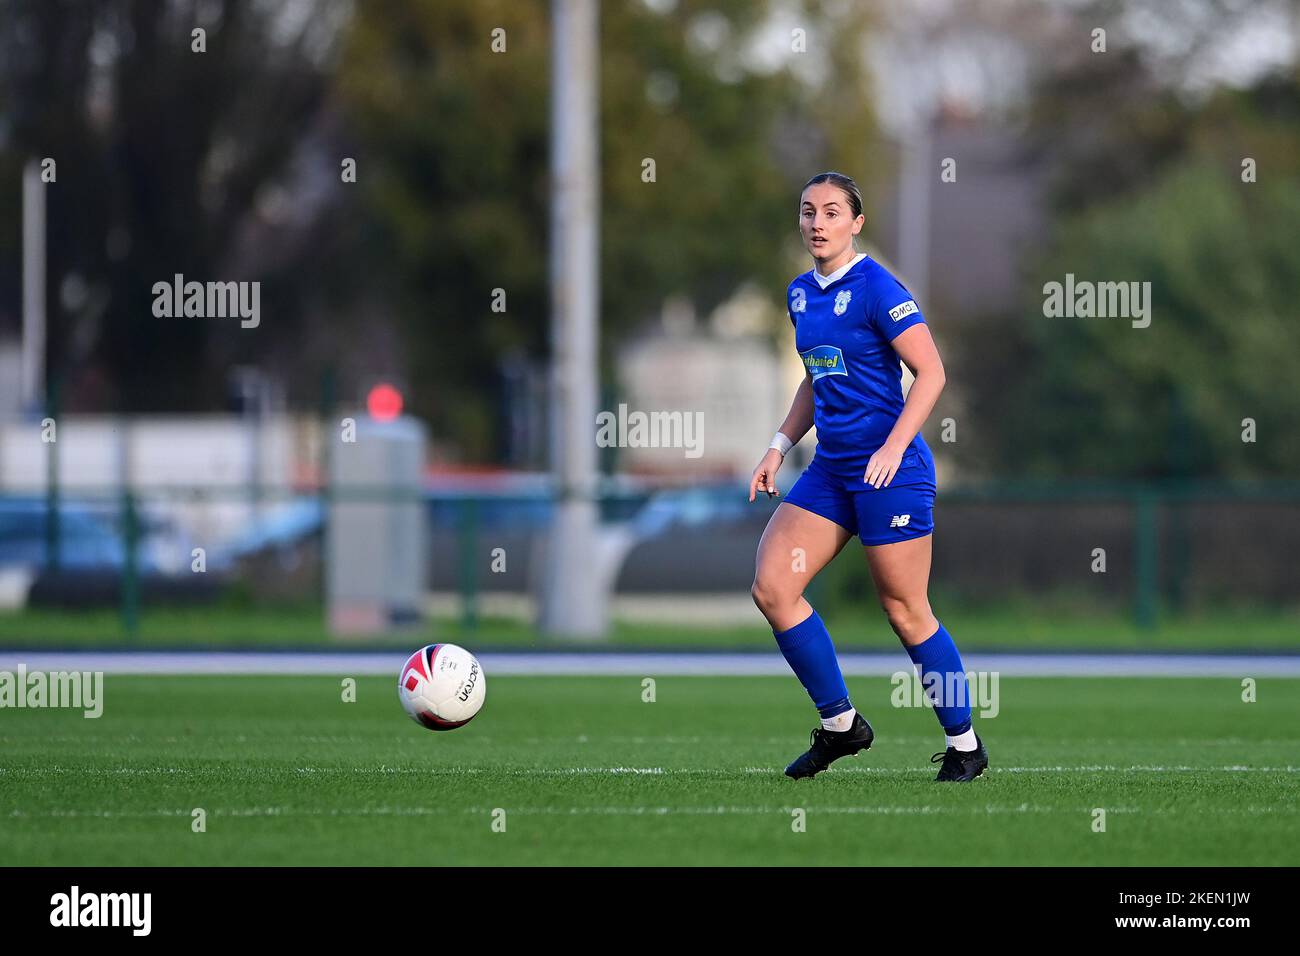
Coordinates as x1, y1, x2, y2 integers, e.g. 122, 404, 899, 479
888, 300, 919, 322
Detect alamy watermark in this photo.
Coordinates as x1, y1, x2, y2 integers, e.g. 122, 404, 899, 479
0, 665, 103, 718
152, 273, 260, 328
50, 886, 150, 936
595, 403, 704, 459
891, 669, 999, 719
1042, 273, 1151, 328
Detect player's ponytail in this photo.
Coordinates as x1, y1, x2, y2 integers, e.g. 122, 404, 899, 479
800, 171, 863, 220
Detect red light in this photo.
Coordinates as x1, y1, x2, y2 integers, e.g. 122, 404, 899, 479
367, 383, 403, 421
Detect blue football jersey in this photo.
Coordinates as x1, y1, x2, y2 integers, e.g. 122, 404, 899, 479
786, 255, 933, 471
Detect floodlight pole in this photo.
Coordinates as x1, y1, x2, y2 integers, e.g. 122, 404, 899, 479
539, 0, 606, 639
22, 159, 46, 412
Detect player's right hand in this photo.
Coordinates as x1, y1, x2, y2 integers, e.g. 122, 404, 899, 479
748, 448, 785, 501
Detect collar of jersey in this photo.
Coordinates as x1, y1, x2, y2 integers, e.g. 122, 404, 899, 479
808, 252, 868, 290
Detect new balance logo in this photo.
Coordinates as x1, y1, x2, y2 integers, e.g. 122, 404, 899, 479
889, 514, 911, 528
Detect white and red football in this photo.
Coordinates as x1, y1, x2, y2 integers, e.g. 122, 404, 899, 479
398, 643, 486, 731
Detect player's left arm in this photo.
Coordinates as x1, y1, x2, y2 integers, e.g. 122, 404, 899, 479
864, 323, 946, 488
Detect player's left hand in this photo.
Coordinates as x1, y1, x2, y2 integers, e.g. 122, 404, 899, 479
863, 444, 903, 489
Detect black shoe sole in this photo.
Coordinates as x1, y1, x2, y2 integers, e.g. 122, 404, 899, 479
935, 760, 988, 783
784, 737, 873, 779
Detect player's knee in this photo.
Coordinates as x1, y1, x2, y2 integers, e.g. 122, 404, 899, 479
880, 596, 932, 641
751, 574, 795, 618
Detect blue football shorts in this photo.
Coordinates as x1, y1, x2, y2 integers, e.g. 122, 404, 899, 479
782, 450, 936, 545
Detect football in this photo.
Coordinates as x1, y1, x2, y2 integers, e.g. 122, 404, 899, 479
398, 643, 486, 730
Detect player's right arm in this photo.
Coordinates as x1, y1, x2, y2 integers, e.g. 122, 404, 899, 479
749, 372, 814, 502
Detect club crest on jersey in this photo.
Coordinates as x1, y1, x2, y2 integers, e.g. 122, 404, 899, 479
799, 345, 847, 381
833, 289, 852, 315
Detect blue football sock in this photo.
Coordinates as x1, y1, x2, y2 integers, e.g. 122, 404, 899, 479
905, 622, 973, 736
774, 609, 852, 719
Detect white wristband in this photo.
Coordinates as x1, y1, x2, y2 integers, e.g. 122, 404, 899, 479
768, 431, 794, 456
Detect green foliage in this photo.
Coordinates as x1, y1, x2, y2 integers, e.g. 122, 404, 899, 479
998, 161, 1300, 479
957, 64, 1300, 481
0, 1, 879, 456
337, 0, 879, 458
0, 0, 348, 411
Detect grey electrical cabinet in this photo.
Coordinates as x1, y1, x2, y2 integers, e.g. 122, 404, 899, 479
327, 416, 427, 636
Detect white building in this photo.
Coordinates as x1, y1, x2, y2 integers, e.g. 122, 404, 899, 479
616, 288, 806, 480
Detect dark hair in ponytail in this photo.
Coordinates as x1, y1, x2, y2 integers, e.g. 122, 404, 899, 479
800, 171, 863, 219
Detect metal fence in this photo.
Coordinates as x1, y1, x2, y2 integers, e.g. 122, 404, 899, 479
3, 477, 1298, 638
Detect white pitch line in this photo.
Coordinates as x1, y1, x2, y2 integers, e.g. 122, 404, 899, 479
2, 734, 1296, 749
2, 765, 1298, 777
2, 651, 1299, 677
4, 803, 1296, 820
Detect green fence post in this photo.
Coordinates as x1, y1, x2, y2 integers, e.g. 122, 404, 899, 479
1133, 489, 1159, 633
319, 441, 331, 614
319, 366, 336, 612
1166, 496, 1190, 614
44, 378, 61, 571
121, 488, 139, 640
459, 498, 479, 633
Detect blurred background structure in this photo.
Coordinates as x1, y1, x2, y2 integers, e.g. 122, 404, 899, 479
0, 0, 1296, 650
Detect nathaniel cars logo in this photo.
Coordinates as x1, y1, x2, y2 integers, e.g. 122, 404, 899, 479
888, 300, 918, 322
800, 345, 847, 381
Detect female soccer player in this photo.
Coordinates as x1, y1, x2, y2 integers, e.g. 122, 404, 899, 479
748, 171, 988, 782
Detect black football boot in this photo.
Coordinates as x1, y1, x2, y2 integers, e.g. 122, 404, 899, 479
931, 733, 989, 782
784, 712, 875, 779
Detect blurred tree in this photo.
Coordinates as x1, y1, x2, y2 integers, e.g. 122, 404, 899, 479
952, 0, 1300, 481
0, 0, 881, 460
0, 0, 351, 412
337, 0, 879, 460
973, 159, 1300, 479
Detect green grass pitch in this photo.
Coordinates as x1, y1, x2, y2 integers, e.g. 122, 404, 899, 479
1, 674, 1296, 865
